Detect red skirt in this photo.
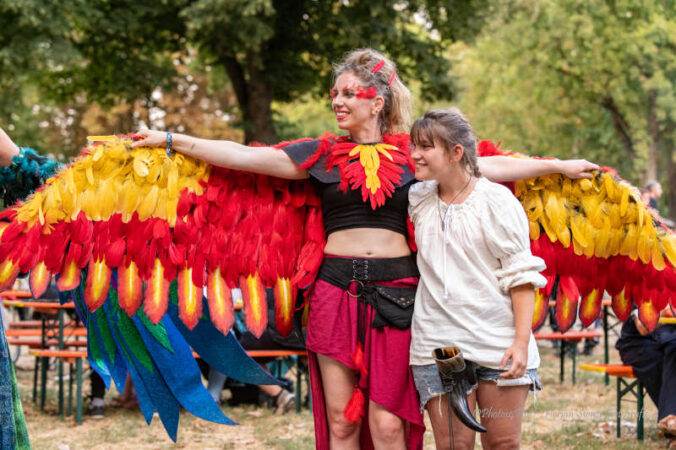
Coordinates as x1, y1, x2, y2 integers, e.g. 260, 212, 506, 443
306, 276, 425, 450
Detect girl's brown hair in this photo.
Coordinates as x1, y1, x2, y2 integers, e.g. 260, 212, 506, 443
410, 107, 482, 177
333, 48, 412, 135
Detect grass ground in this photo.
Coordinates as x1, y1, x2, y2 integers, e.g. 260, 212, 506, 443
13, 332, 667, 449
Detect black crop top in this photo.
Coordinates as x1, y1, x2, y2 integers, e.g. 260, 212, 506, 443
282, 139, 416, 237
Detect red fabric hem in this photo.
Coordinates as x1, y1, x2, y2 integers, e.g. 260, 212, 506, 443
306, 278, 424, 449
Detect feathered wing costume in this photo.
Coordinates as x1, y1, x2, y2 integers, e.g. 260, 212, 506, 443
0, 137, 674, 441
478, 141, 676, 332
0, 138, 320, 441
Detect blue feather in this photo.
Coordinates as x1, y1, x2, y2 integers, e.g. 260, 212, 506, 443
102, 300, 180, 440
167, 301, 281, 386
133, 313, 236, 425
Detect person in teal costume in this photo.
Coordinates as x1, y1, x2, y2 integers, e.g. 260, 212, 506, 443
0, 127, 61, 449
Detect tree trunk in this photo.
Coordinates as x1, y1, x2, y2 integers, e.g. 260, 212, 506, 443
600, 95, 635, 160
668, 154, 676, 220
644, 90, 659, 183
243, 62, 276, 145
221, 54, 277, 145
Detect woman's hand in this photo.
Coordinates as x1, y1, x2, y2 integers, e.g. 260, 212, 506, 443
499, 340, 528, 379
0, 127, 20, 167
132, 129, 169, 148
556, 159, 599, 179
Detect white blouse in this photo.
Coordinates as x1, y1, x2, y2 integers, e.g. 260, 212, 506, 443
408, 177, 547, 369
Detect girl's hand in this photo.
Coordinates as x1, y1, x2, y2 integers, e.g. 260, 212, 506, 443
499, 341, 528, 379
557, 159, 599, 179
132, 129, 169, 148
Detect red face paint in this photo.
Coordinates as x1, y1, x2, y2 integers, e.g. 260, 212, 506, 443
355, 86, 378, 99
330, 84, 377, 100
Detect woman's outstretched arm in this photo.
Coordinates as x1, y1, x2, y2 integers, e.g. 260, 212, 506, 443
0, 128, 20, 167
479, 155, 599, 182
133, 129, 309, 180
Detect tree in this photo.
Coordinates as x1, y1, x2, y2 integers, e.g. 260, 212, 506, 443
0, 0, 192, 155
452, 0, 676, 216
0, 0, 81, 146
182, 0, 470, 144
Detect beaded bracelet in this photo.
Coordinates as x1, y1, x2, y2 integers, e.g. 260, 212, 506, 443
166, 132, 173, 157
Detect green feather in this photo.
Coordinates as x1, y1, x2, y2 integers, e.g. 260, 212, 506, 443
94, 307, 117, 364
109, 288, 154, 373
137, 309, 174, 354
169, 281, 178, 306
87, 316, 106, 369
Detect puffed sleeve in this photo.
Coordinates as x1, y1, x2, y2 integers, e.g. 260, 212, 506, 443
407, 180, 437, 225
482, 185, 547, 294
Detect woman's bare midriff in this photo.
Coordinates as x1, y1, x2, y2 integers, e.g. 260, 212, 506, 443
323, 227, 411, 258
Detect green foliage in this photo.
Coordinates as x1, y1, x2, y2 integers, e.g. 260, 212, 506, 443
182, 0, 467, 141
272, 96, 339, 141
0, 0, 78, 117
452, 0, 676, 193
42, 0, 189, 106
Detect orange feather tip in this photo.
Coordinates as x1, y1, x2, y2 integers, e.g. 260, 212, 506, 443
240, 273, 268, 338
84, 259, 112, 312
177, 266, 203, 330
611, 288, 632, 322
0, 222, 9, 241
531, 287, 549, 330
274, 277, 296, 337
555, 280, 579, 333
56, 260, 81, 292
206, 268, 235, 335
29, 262, 51, 298
118, 261, 143, 317
558, 276, 580, 302
143, 259, 169, 324
579, 288, 603, 328
0, 259, 20, 291
637, 298, 659, 332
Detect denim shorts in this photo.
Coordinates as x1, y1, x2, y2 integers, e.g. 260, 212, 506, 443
411, 363, 542, 411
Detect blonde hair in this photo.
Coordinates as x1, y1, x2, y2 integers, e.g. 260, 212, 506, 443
410, 107, 482, 177
333, 48, 413, 135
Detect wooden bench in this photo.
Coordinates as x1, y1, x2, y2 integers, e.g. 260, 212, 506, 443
8, 320, 43, 328
580, 363, 646, 440
534, 330, 602, 384
29, 349, 87, 425
4, 327, 87, 337
7, 338, 87, 349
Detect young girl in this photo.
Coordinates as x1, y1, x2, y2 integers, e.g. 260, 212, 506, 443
408, 108, 547, 449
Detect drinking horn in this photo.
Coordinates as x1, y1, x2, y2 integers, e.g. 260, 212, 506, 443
433, 346, 487, 433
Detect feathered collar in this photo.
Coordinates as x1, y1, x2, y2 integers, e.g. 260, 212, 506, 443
300, 133, 416, 209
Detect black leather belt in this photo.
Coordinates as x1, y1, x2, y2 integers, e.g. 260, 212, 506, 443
317, 255, 419, 291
